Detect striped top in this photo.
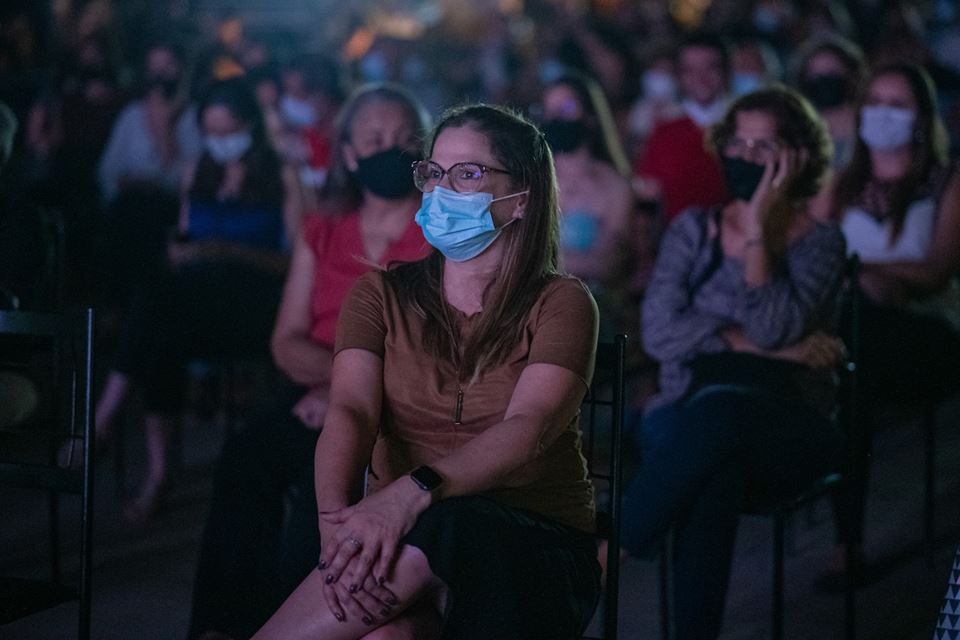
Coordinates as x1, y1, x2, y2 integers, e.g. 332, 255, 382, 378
641, 208, 847, 411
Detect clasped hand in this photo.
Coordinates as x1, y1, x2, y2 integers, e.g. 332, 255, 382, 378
317, 478, 429, 625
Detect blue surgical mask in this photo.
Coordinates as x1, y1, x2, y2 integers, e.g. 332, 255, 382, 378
415, 186, 527, 262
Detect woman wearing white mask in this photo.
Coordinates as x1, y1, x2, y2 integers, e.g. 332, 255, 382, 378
254, 104, 601, 640
826, 63, 960, 569
92, 78, 289, 525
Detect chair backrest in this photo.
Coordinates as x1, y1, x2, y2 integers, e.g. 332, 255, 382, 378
580, 334, 627, 640
0, 308, 94, 639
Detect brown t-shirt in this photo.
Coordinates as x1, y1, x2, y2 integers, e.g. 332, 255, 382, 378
334, 271, 599, 532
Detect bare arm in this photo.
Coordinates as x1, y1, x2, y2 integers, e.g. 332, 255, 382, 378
270, 233, 334, 387
312, 348, 383, 513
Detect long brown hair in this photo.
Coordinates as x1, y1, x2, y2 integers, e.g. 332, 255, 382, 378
830, 64, 949, 240
385, 104, 561, 380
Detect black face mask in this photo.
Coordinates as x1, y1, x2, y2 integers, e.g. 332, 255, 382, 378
147, 77, 179, 99
800, 74, 850, 110
354, 146, 419, 199
721, 156, 766, 202
541, 119, 587, 154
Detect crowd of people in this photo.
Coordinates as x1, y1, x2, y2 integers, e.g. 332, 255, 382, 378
2, 1, 960, 639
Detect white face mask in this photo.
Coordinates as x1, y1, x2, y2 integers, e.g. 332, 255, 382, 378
681, 97, 728, 128
642, 70, 677, 101
205, 131, 252, 164
859, 105, 916, 151
280, 94, 317, 128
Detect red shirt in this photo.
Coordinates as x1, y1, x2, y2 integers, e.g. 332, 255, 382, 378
635, 115, 727, 221
304, 211, 429, 348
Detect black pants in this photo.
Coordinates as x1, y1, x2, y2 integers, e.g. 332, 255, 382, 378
839, 301, 960, 545
621, 390, 841, 639
111, 260, 282, 413
187, 380, 320, 640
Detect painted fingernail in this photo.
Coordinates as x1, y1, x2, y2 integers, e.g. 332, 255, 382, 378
386, 595, 397, 605
349, 583, 358, 593
381, 608, 391, 617
318, 560, 327, 570
325, 574, 334, 584
362, 615, 373, 626
377, 576, 386, 585
334, 612, 344, 622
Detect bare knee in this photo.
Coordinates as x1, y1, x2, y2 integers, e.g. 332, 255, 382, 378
360, 623, 413, 640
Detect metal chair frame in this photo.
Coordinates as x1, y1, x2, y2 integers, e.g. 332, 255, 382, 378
582, 334, 627, 640
0, 308, 94, 640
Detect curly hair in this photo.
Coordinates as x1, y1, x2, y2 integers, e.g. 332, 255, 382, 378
709, 85, 833, 201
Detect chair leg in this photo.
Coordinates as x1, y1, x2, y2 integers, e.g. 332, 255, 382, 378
48, 490, 61, 584
659, 539, 671, 640
772, 514, 784, 640
844, 541, 857, 640
923, 407, 936, 568
114, 419, 125, 497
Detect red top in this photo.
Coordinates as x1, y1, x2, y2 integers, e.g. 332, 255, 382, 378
304, 211, 429, 347
635, 115, 728, 221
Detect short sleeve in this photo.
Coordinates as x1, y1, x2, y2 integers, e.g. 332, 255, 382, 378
527, 278, 599, 387
334, 271, 388, 358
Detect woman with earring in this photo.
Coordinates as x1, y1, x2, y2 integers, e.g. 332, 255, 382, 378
254, 104, 601, 640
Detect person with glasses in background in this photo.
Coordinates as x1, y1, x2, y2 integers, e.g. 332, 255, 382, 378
254, 104, 601, 640
187, 84, 431, 640
619, 86, 847, 639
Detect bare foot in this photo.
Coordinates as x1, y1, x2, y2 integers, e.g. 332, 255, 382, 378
122, 478, 169, 527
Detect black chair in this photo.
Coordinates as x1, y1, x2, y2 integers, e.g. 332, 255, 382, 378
657, 256, 862, 640
582, 334, 627, 640
0, 308, 94, 640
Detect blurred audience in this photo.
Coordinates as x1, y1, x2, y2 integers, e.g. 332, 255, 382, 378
97, 40, 200, 202
93, 78, 288, 525
824, 63, 960, 559
188, 83, 430, 640
622, 86, 844, 639
793, 35, 867, 170
536, 70, 638, 341
634, 32, 730, 220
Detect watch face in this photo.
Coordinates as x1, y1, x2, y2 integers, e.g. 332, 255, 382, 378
411, 465, 443, 491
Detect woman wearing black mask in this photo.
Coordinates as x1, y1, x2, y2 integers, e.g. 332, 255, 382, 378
793, 35, 867, 170
615, 86, 847, 639
187, 83, 431, 640
535, 71, 639, 340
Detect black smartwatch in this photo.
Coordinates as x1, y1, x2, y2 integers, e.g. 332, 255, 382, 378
409, 465, 444, 492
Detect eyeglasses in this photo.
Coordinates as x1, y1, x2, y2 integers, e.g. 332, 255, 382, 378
411, 160, 511, 193
723, 136, 780, 163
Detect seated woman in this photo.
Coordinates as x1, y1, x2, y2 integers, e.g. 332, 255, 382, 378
825, 63, 960, 557
254, 105, 601, 640
621, 87, 847, 639
92, 78, 289, 523
535, 70, 640, 342
187, 83, 432, 640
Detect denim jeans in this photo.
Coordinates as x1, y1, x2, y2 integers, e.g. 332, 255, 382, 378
621, 388, 842, 640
